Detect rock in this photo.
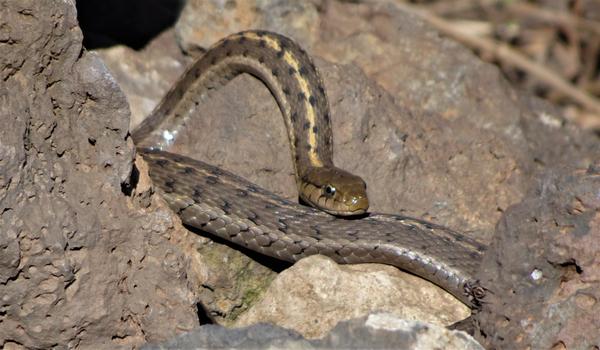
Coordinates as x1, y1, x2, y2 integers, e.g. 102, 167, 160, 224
474, 165, 600, 349
96, 29, 190, 129
143, 313, 483, 349
0, 1, 198, 348
174, 0, 321, 54
233, 255, 469, 339
142, 323, 309, 350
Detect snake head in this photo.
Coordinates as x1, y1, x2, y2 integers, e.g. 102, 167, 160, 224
300, 166, 369, 216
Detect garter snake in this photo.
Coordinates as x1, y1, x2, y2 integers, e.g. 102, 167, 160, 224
132, 30, 486, 307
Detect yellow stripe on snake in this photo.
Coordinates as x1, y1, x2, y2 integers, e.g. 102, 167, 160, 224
132, 30, 486, 308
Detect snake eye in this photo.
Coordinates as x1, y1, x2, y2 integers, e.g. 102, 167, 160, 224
324, 184, 336, 197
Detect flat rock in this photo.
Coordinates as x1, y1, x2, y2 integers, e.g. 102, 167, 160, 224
233, 255, 469, 339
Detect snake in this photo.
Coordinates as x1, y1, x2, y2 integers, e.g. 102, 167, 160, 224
131, 30, 486, 308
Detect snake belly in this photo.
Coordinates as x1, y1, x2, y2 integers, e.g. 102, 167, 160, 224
132, 30, 486, 307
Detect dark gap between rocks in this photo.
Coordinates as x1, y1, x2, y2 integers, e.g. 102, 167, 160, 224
76, 0, 183, 49
196, 302, 215, 326
121, 163, 140, 197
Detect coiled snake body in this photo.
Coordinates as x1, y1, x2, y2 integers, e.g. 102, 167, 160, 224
132, 30, 486, 307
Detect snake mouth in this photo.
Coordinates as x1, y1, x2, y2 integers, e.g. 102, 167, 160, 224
322, 206, 369, 217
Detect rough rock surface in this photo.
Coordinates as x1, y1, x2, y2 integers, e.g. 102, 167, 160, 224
232, 255, 469, 339
474, 165, 600, 349
143, 313, 483, 350
174, 0, 321, 54
0, 1, 198, 348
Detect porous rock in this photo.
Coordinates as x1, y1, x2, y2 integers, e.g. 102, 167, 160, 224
474, 165, 600, 349
0, 1, 197, 348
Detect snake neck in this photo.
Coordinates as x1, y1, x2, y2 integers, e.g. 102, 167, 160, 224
131, 30, 335, 181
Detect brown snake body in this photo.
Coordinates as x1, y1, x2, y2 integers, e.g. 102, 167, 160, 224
132, 30, 486, 307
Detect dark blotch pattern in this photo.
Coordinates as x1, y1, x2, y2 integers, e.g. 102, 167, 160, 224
278, 218, 288, 232
298, 65, 308, 76
308, 95, 316, 106
164, 179, 175, 193
206, 176, 219, 185
318, 85, 325, 96
211, 167, 223, 176
221, 200, 231, 214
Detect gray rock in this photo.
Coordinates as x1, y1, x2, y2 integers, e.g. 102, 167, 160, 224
142, 323, 309, 349
143, 313, 483, 349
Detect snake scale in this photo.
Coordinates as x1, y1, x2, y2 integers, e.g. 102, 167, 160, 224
132, 30, 486, 307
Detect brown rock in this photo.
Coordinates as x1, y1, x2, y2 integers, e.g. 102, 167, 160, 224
174, 0, 321, 54
96, 29, 190, 129
0, 1, 197, 348
474, 165, 600, 349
